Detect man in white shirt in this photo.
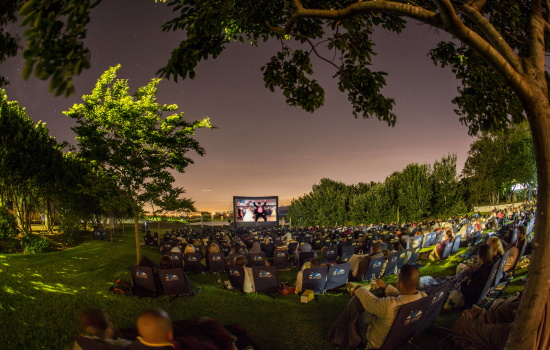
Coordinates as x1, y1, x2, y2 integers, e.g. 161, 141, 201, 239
328, 265, 427, 349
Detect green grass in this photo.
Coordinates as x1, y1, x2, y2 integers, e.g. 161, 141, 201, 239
0, 232, 527, 350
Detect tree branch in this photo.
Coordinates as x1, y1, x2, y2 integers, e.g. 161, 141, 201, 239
461, 3, 523, 72
284, 0, 444, 33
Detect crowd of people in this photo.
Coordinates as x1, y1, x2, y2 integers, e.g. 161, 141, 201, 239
79, 203, 543, 349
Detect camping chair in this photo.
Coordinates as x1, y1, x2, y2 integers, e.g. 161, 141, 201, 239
416, 281, 451, 335
261, 242, 275, 258
74, 336, 119, 350
169, 252, 183, 269
288, 242, 299, 255
158, 268, 195, 299
228, 253, 245, 265
383, 251, 401, 277
323, 247, 338, 263
508, 239, 528, 278
251, 266, 279, 297
340, 245, 355, 262
434, 231, 444, 245
183, 253, 206, 274
302, 266, 329, 294
395, 251, 407, 270
312, 239, 324, 251
272, 249, 289, 269
422, 233, 434, 248
407, 247, 421, 266
248, 252, 267, 267
476, 258, 503, 306
325, 263, 350, 291
378, 297, 429, 350
451, 234, 462, 255
440, 241, 453, 260
295, 251, 315, 270
362, 256, 386, 281
207, 253, 225, 273
488, 249, 512, 295
225, 264, 246, 294
130, 265, 158, 297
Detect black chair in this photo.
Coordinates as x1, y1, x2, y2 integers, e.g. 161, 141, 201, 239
288, 242, 299, 255
272, 249, 289, 269
362, 256, 386, 281
302, 266, 328, 293
323, 247, 338, 263
225, 265, 245, 293
395, 250, 407, 270
248, 252, 267, 267
378, 297, 429, 350
169, 252, 183, 269
295, 251, 315, 270
228, 253, 245, 265
407, 247, 421, 266
261, 242, 275, 258
207, 252, 225, 273
251, 266, 278, 296
491, 249, 512, 290
311, 239, 323, 251
220, 245, 230, 256
74, 336, 119, 350
383, 251, 401, 277
130, 265, 157, 295
476, 259, 502, 306
340, 245, 355, 261
325, 263, 350, 291
158, 268, 194, 296
451, 234, 462, 255
183, 253, 206, 274
416, 282, 451, 335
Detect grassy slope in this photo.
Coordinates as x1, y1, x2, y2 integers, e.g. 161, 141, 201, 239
0, 231, 527, 350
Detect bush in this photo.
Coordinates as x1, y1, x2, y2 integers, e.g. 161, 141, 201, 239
0, 206, 18, 240
21, 234, 50, 254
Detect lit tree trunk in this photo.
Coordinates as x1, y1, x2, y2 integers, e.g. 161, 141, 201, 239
505, 83, 550, 349
133, 211, 141, 265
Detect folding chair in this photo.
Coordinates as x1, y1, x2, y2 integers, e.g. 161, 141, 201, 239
272, 249, 289, 269
378, 297, 429, 350
508, 239, 528, 278
74, 336, 119, 350
228, 253, 245, 265
475, 259, 502, 306
252, 266, 279, 297
130, 265, 158, 297
302, 266, 328, 294
325, 263, 350, 291
383, 251, 401, 277
323, 247, 338, 263
183, 252, 206, 274
489, 249, 512, 294
207, 253, 225, 273
395, 251, 407, 270
451, 234, 462, 255
288, 242, 299, 255
295, 251, 315, 270
362, 256, 386, 281
407, 247, 421, 266
261, 242, 275, 258
416, 282, 451, 335
225, 264, 246, 294
434, 231, 444, 245
158, 268, 195, 298
422, 233, 434, 248
311, 239, 324, 251
340, 245, 355, 262
248, 252, 267, 267
440, 241, 453, 260
169, 252, 183, 269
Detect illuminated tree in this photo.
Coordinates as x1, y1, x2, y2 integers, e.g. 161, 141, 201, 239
65, 65, 212, 263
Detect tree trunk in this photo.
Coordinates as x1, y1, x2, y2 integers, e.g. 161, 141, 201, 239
505, 91, 550, 349
133, 212, 141, 265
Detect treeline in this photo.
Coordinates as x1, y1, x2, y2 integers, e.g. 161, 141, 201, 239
288, 122, 536, 226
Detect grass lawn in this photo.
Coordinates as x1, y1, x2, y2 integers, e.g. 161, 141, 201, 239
0, 229, 527, 350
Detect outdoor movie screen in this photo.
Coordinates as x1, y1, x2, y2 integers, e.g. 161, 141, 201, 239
234, 196, 278, 223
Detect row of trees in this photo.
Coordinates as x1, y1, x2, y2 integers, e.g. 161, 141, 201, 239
289, 123, 536, 226
0, 66, 212, 262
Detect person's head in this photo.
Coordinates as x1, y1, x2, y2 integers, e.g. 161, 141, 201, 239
159, 255, 173, 270
184, 244, 196, 254
139, 255, 155, 268
445, 230, 453, 241
396, 265, 420, 294
232, 242, 242, 252
309, 258, 321, 267
372, 243, 382, 254
136, 309, 173, 345
208, 243, 220, 254
234, 255, 247, 266
477, 243, 493, 265
487, 236, 504, 257
517, 226, 527, 240
78, 308, 114, 339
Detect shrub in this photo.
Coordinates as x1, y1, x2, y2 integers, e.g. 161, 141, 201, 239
21, 234, 50, 254
0, 206, 18, 240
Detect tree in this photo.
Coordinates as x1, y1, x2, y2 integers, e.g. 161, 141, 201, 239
64, 65, 212, 264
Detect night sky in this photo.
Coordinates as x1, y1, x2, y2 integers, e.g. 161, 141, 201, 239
2, 1, 473, 211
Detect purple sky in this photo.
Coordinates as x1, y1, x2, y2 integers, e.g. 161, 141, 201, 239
3, 1, 473, 211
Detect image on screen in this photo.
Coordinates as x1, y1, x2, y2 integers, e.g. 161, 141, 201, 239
234, 197, 278, 224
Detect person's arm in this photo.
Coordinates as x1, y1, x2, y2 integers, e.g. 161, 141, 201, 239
355, 286, 394, 317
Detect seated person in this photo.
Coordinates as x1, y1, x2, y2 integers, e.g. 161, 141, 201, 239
73, 308, 131, 350
294, 258, 321, 294
229, 255, 255, 293
453, 244, 494, 308
207, 242, 220, 254
229, 242, 248, 257
428, 230, 454, 260
503, 225, 526, 273
127, 309, 178, 350
487, 236, 505, 263
158, 256, 173, 271
328, 265, 427, 349
293, 242, 315, 265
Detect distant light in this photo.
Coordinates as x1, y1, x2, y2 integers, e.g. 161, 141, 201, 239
201, 189, 212, 192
